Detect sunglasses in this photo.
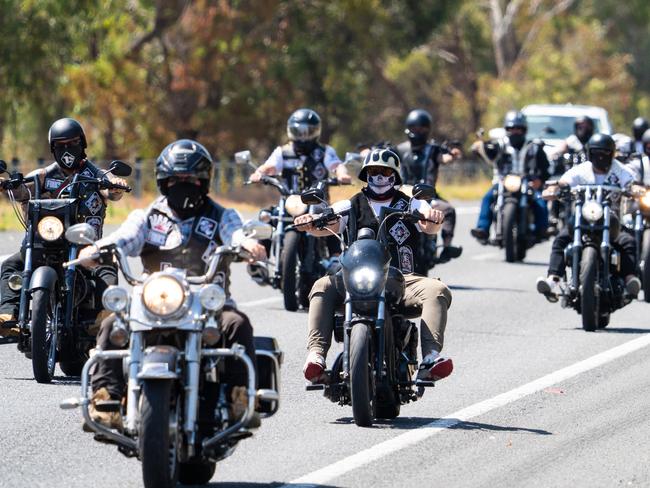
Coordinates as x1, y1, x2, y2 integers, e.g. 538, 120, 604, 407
366, 167, 395, 177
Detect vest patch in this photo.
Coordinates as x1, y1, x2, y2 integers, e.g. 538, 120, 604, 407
389, 220, 411, 245
399, 246, 414, 273
196, 217, 218, 239
311, 162, 327, 180
393, 198, 409, 210
85, 216, 102, 235
81, 167, 94, 178
44, 178, 63, 191
84, 192, 103, 215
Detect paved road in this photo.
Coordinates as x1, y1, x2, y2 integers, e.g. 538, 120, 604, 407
1, 203, 649, 488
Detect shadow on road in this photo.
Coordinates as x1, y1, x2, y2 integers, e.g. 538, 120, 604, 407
4, 375, 81, 385
191, 483, 341, 488
599, 327, 650, 334
448, 284, 525, 293
514, 260, 549, 267
448, 420, 552, 435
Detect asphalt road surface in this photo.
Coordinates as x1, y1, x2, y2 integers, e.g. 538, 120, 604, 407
1, 203, 649, 488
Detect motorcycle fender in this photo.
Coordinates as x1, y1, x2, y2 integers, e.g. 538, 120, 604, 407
137, 345, 179, 380
28, 266, 58, 292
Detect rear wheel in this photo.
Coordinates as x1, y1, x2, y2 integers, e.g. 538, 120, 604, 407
178, 460, 217, 485
31, 288, 57, 383
580, 247, 599, 332
281, 230, 301, 311
642, 229, 650, 302
349, 324, 374, 427
503, 202, 518, 263
140, 380, 178, 488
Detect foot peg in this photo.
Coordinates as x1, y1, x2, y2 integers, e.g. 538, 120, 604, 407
305, 383, 326, 391
60, 397, 82, 410
95, 399, 121, 412
415, 380, 436, 388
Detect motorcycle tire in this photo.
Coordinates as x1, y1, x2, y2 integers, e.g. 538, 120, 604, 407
178, 460, 217, 485
373, 319, 400, 420
598, 313, 610, 329
502, 202, 519, 263
281, 230, 301, 312
31, 288, 57, 383
349, 324, 374, 427
59, 360, 84, 376
140, 380, 178, 488
580, 246, 599, 332
642, 229, 650, 303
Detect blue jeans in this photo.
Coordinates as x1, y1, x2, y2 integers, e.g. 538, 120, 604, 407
476, 185, 548, 235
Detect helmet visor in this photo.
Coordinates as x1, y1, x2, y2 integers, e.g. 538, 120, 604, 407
288, 122, 321, 142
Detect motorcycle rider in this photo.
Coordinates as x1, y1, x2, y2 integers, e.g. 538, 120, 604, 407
626, 129, 650, 185
293, 148, 454, 384
395, 109, 462, 263
536, 133, 641, 300
470, 111, 550, 243
550, 115, 594, 167
77, 139, 267, 429
0, 117, 127, 337
632, 117, 649, 155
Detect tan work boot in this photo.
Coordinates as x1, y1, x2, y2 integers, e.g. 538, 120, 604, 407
82, 387, 123, 432
0, 313, 19, 337
230, 386, 261, 429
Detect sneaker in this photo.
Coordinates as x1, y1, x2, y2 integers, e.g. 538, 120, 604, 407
0, 313, 19, 337
82, 387, 123, 432
438, 246, 463, 263
470, 228, 489, 245
536, 276, 560, 303
625, 276, 641, 298
230, 386, 261, 429
417, 352, 453, 382
303, 351, 327, 383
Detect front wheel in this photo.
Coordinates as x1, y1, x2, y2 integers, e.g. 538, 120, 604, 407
642, 228, 650, 302
140, 380, 178, 488
31, 288, 57, 383
349, 324, 374, 427
178, 460, 217, 485
502, 202, 518, 263
580, 246, 599, 332
281, 230, 301, 311
59, 360, 84, 376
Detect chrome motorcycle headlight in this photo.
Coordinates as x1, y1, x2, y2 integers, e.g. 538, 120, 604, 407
503, 175, 522, 193
581, 201, 604, 223
37, 216, 64, 241
102, 286, 129, 312
285, 194, 308, 217
199, 284, 226, 311
142, 275, 186, 317
258, 209, 273, 223
349, 266, 380, 294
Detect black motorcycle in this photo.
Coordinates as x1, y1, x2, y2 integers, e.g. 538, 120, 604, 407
236, 150, 349, 311
626, 185, 650, 301
553, 183, 633, 331
297, 184, 440, 427
0, 159, 131, 382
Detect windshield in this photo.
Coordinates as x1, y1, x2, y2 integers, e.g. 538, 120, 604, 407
526, 115, 602, 141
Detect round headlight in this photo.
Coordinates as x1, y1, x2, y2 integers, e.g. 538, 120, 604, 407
581, 201, 604, 223
102, 286, 129, 313
8, 273, 22, 292
285, 194, 308, 217
349, 267, 380, 294
641, 191, 650, 209
258, 209, 273, 223
504, 175, 522, 193
142, 275, 185, 317
37, 216, 64, 241
199, 284, 226, 311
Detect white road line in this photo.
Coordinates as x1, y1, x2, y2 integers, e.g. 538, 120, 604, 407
238, 296, 283, 308
454, 206, 479, 215
285, 333, 650, 487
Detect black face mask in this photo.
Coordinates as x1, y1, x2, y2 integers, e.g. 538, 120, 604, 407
406, 128, 428, 148
508, 134, 526, 150
166, 182, 206, 218
53, 144, 84, 169
293, 140, 317, 156
590, 150, 613, 172
576, 127, 593, 144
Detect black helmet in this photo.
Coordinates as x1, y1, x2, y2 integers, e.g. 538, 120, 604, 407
574, 115, 595, 144
48, 117, 87, 151
633, 117, 649, 141
587, 133, 615, 171
503, 111, 527, 130
642, 129, 650, 157
287, 108, 321, 142
155, 139, 213, 194
404, 109, 432, 146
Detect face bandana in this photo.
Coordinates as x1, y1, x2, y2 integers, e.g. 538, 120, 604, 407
508, 134, 525, 150
166, 182, 206, 218
54, 144, 84, 169
366, 173, 396, 200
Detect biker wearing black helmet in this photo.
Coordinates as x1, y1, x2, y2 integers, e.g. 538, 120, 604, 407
537, 133, 640, 300
77, 139, 266, 430
0, 118, 128, 337
633, 117, 649, 153
396, 109, 462, 264
627, 129, 650, 185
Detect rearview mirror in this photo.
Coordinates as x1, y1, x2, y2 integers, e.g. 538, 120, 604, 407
412, 183, 435, 201
109, 160, 132, 177
235, 150, 253, 166
65, 223, 97, 245
344, 152, 362, 164
300, 188, 326, 205
242, 220, 273, 240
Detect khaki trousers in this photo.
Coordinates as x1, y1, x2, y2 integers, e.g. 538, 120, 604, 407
307, 273, 451, 358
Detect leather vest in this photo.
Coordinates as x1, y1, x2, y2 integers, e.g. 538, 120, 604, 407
280, 142, 328, 190
397, 141, 443, 190
347, 189, 420, 274
140, 198, 231, 294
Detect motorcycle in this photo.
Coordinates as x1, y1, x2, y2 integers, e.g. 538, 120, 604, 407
295, 183, 441, 427
60, 220, 282, 488
623, 185, 650, 302
0, 159, 131, 382
552, 183, 633, 331
236, 150, 350, 311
